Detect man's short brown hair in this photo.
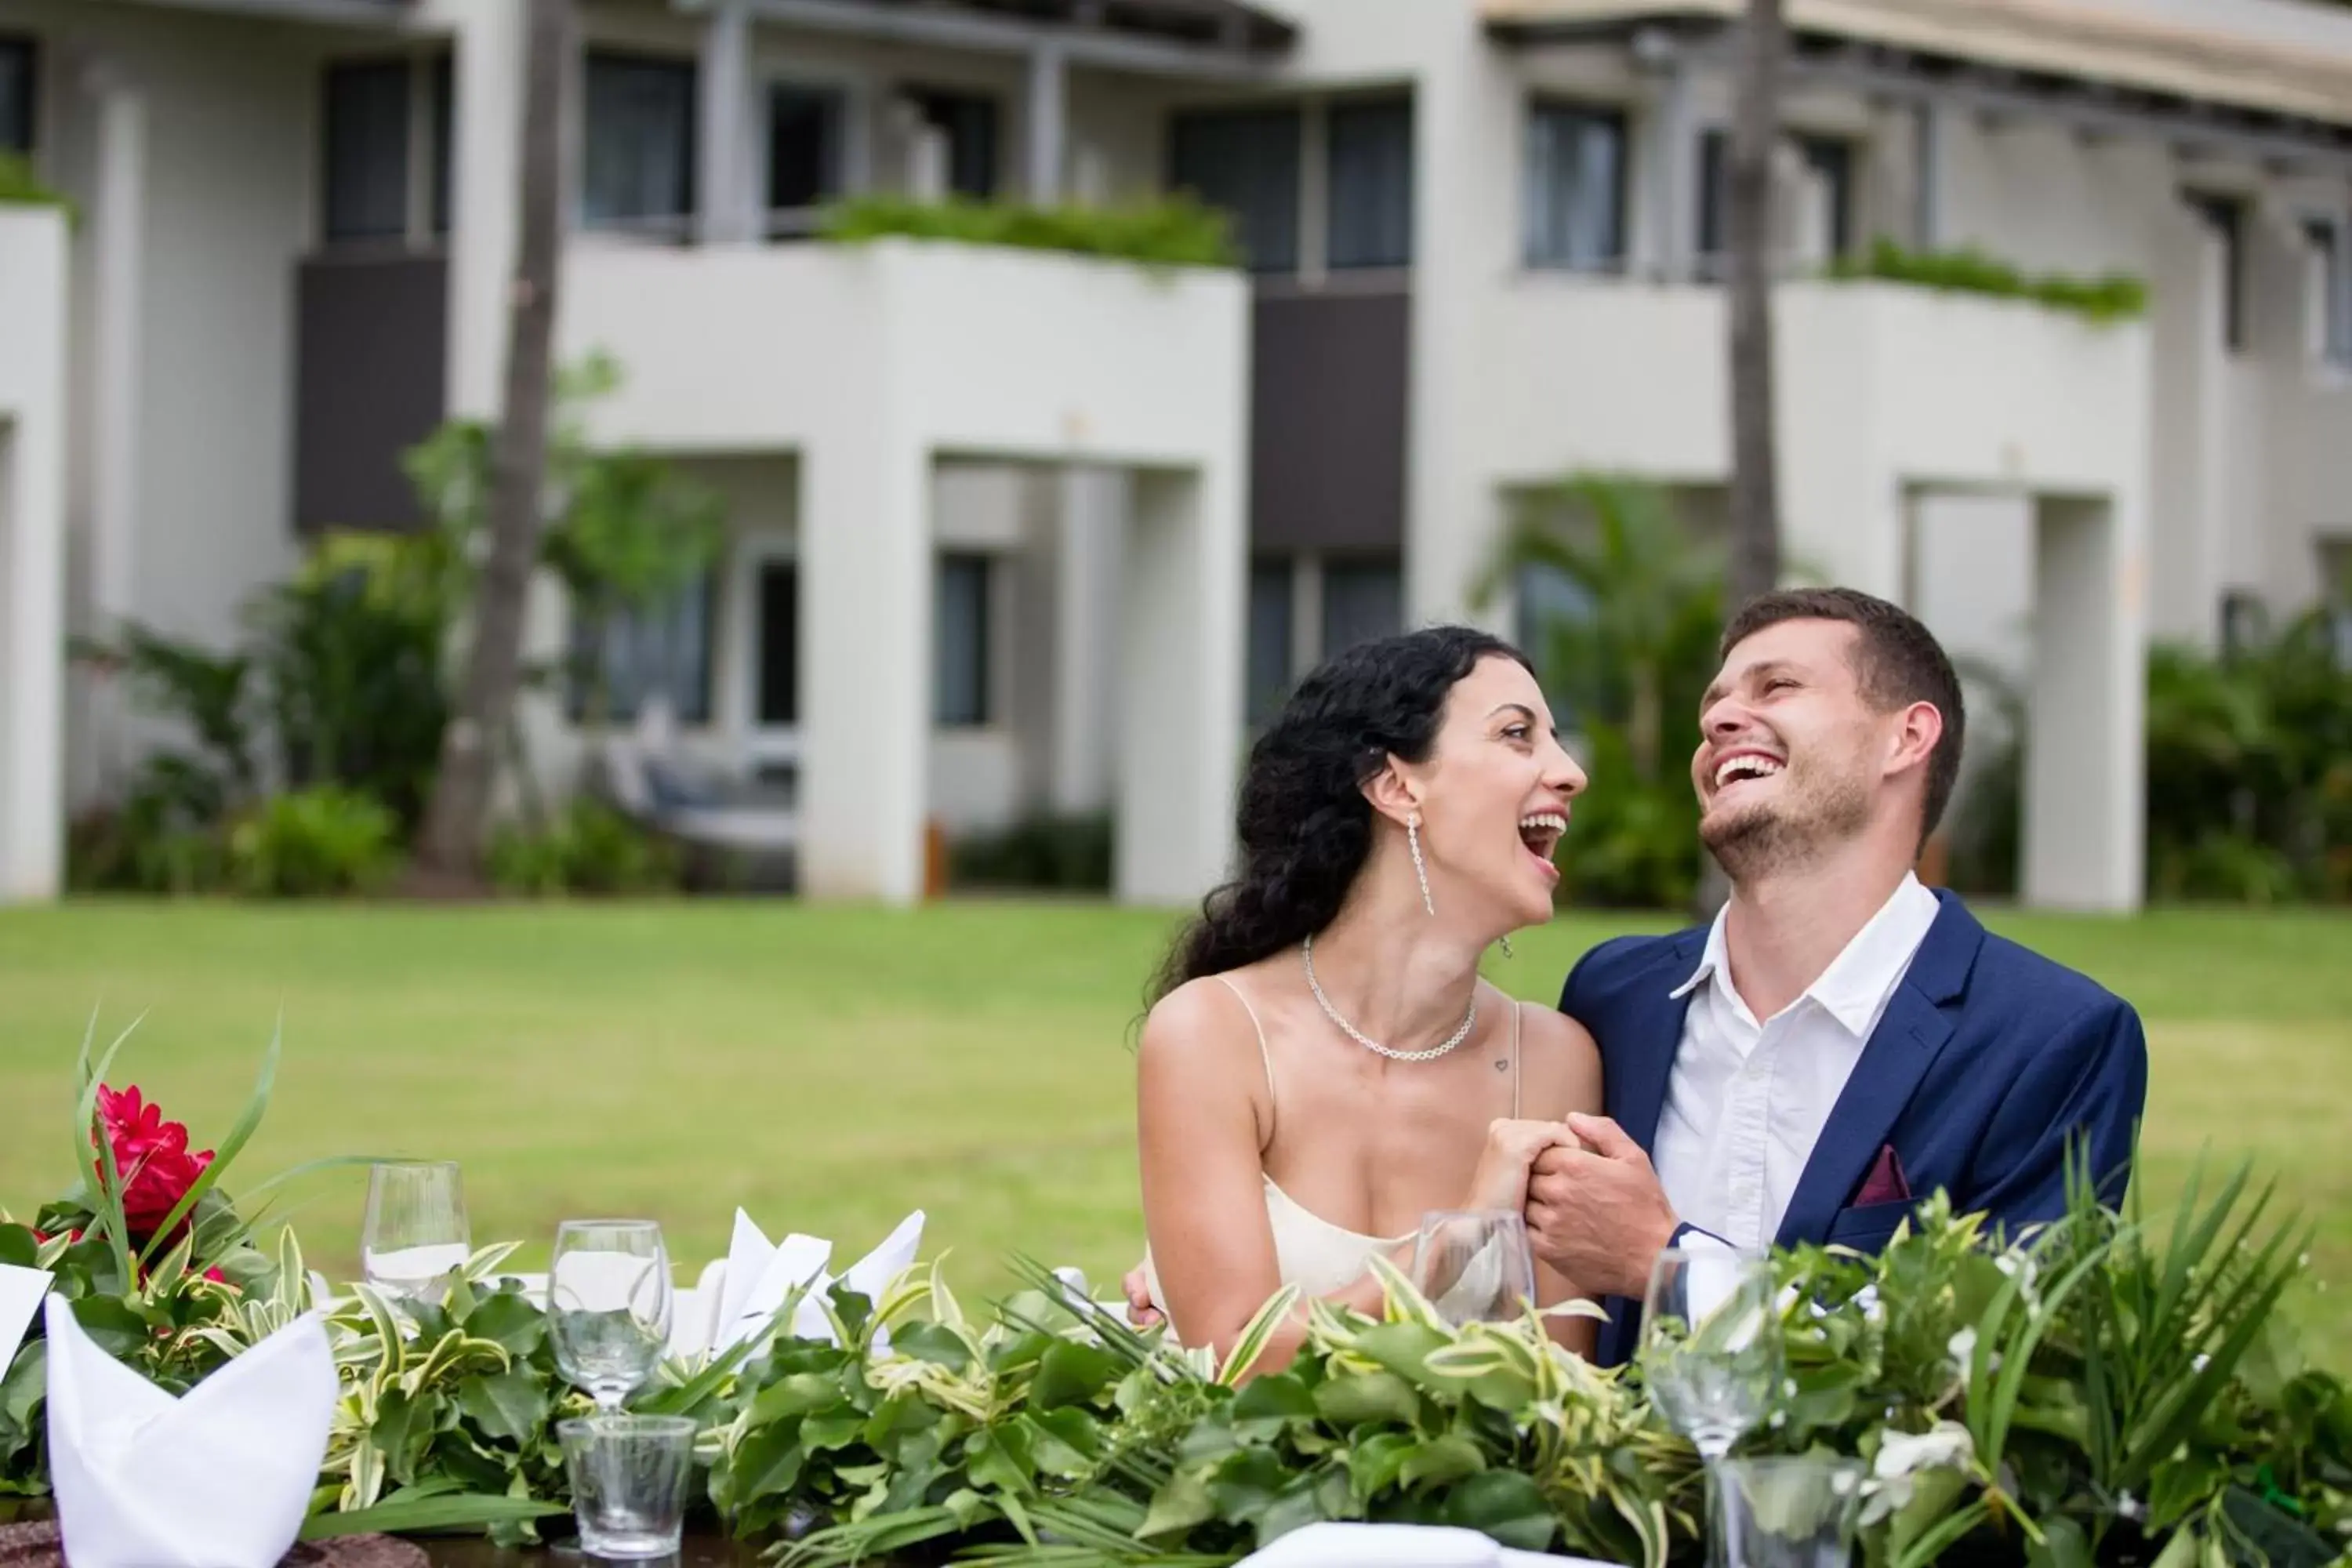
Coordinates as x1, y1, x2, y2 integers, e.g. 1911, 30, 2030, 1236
1719, 587, 1966, 844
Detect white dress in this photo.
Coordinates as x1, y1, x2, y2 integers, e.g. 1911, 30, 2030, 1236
1144, 974, 1523, 1324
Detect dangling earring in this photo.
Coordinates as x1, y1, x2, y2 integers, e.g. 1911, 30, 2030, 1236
1499, 935, 1515, 958
1408, 812, 1436, 916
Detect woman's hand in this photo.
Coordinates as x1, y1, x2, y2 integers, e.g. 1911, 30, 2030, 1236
1462, 1118, 1578, 1213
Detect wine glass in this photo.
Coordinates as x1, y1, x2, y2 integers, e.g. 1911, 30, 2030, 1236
549, 1220, 673, 1412
361, 1160, 472, 1305
1412, 1210, 1538, 1327
1642, 1246, 1784, 1568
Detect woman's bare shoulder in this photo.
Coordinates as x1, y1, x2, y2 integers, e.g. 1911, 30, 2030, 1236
1511, 996, 1603, 1119
1138, 975, 1266, 1070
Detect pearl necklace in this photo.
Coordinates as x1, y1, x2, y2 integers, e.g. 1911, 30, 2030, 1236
1301, 935, 1478, 1063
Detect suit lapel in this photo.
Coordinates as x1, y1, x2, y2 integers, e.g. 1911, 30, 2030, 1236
1610, 933, 1705, 1154
1773, 895, 1984, 1250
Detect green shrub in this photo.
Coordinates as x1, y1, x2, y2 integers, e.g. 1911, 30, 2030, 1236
1828, 237, 2149, 324
0, 152, 74, 220
488, 800, 684, 897
818, 194, 1240, 270
1555, 725, 1704, 909
949, 813, 1114, 892
225, 787, 401, 898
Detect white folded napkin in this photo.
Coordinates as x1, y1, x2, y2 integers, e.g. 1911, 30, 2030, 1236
44, 1291, 336, 1568
0, 1261, 49, 1379
1235, 1523, 1618, 1568
701, 1209, 924, 1356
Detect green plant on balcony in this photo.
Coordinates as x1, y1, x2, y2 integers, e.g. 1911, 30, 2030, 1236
1828, 237, 2150, 325
817, 192, 1240, 270
0, 152, 74, 222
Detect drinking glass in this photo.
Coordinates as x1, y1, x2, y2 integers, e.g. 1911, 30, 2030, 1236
558, 1414, 697, 1559
1411, 1210, 1537, 1327
1642, 1246, 1785, 1568
1719, 1456, 1864, 1568
550, 1220, 673, 1411
361, 1160, 471, 1305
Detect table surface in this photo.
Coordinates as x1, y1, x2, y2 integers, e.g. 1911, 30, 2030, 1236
419, 1540, 771, 1568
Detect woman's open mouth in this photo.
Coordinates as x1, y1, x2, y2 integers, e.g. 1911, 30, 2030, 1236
1518, 812, 1566, 880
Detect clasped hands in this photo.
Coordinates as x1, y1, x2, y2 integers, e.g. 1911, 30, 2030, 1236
1121, 1113, 1682, 1327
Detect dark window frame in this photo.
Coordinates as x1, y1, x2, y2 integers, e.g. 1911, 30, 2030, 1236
756, 556, 800, 728
583, 48, 700, 237
906, 85, 1001, 201
1523, 96, 1629, 274
765, 79, 850, 235
0, 34, 36, 157
1168, 103, 1304, 276
321, 55, 416, 246
935, 551, 997, 729
2186, 190, 2248, 354
1324, 94, 1414, 272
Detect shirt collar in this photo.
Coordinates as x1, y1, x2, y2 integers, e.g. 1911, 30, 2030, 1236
1669, 873, 1944, 1036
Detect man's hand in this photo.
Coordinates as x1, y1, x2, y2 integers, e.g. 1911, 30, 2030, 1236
1121, 1261, 1163, 1329
1524, 1113, 1682, 1301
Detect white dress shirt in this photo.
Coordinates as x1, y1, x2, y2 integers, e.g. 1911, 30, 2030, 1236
1652, 873, 1944, 1250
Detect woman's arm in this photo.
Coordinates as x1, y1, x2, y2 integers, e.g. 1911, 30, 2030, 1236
1516, 1004, 1608, 1359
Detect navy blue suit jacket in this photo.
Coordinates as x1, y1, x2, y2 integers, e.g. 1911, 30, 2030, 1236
1559, 891, 2148, 1367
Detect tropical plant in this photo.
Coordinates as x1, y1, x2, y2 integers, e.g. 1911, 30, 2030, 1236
226, 787, 403, 898
1828, 239, 2151, 326
819, 194, 1240, 271
0, 152, 73, 218
1474, 474, 1722, 907
486, 798, 684, 897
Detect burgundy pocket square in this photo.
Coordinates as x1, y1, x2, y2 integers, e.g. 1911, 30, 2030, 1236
1856, 1145, 1912, 1207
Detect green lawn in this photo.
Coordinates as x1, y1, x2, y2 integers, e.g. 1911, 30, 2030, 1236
0, 899, 2347, 1359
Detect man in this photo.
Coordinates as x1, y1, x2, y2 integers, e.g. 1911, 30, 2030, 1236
1526, 587, 2147, 1364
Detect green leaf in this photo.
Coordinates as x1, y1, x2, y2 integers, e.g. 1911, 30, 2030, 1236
1232, 1370, 1319, 1427
1312, 1370, 1421, 1428
297, 1494, 565, 1540
1348, 1430, 1420, 1499
1030, 1339, 1122, 1412
1399, 1433, 1487, 1490
2026, 1516, 2092, 1568
722, 1420, 806, 1506
889, 1321, 974, 1372
804, 1410, 868, 1452
0, 1228, 36, 1269
69, 1294, 148, 1358
1348, 1322, 1453, 1383
456, 1369, 550, 1445
458, 1289, 546, 1356
1442, 1469, 1557, 1552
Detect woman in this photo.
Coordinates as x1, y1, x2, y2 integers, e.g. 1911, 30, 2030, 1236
1133, 626, 1602, 1367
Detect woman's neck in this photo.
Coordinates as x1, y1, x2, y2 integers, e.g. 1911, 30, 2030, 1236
1305, 881, 1490, 1054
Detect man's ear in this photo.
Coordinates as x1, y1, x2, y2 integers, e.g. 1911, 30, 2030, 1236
1886, 701, 1944, 782
1361, 756, 1423, 827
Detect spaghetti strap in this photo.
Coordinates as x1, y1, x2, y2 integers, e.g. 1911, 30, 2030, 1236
1511, 1000, 1524, 1119
1213, 974, 1277, 1135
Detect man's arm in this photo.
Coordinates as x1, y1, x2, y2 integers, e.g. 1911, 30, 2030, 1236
1962, 995, 2149, 1238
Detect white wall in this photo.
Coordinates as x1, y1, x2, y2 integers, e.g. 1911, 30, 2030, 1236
0, 209, 69, 901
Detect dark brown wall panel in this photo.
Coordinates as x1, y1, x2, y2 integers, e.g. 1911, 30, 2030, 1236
1249, 285, 1409, 555
293, 252, 448, 533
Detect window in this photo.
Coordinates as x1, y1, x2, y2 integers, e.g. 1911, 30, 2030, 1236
1524, 101, 1626, 272
2185, 191, 2246, 353
1247, 559, 1295, 725
909, 88, 999, 200
1322, 558, 1403, 659
0, 37, 34, 155
935, 553, 995, 728
767, 83, 847, 234
757, 559, 799, 727
1794, 133, 1854, 260
1327, 98, 1413, 270
1170, 107, 1301, 274
429, 53, 454, 237
584, 51, 698, 235
323, 60, 412, 243
2305, 217, 2352, 369
569, 576, 714, 725
1512, 561, 1595, 724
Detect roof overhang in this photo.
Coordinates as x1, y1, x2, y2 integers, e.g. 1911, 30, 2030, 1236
682, 0, 1296, 80
98, 0, 416, 26
1486, 0, 2352, 157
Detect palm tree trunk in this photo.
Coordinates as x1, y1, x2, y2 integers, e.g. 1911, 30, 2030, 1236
418, 0, 572, 880
1725, 0, 1786, 607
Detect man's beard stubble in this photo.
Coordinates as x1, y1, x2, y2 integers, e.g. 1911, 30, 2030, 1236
1699, 760, 1874, 883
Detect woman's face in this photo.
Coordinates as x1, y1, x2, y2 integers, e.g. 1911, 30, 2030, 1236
1405, 655, 1587, 929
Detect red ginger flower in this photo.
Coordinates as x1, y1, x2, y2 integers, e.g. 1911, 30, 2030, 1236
93, 1085, 214, 1243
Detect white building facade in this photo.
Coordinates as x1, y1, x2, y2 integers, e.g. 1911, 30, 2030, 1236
4, 0, 2351, 909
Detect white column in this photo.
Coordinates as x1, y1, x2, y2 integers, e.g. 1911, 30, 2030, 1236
799, 431, 931, 903
699, 0, 756, 244
1024, 43, 1066, 203
1646, 61, 1693, 280
1048, 466, 1122, 814
447, 0, 528, 418
80, 60, 145, 798
0, 211, 71, 902
1116, 465, 1243, 906
2023, 494, 2146, 913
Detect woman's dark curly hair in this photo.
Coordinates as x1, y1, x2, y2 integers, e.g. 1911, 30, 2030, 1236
1149, 625, 1531, 1004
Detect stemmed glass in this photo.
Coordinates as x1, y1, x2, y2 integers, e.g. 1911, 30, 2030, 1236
361, 1160, 472, 1305
549, 1220, 674, 1413
1411, 1210, 1537, 1327
1641, 1247, 1784, 1568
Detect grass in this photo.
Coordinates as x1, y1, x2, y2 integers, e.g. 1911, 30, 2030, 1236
0, 899, 2347, 1361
